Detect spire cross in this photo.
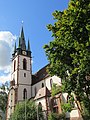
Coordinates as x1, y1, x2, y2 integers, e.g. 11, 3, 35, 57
22, 20, 24, 25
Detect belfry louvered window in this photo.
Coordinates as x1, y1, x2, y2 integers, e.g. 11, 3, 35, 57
23, 88, 27, 99
23, 58, 27, 70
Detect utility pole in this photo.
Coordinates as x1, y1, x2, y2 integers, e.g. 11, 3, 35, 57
37, 104, 39, 120
25, 91, 26, 120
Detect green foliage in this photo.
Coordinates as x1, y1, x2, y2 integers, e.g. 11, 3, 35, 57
0, 82, 9, 114
80, 96, 90, 119
38, 104, 44, 120
9, 100, 44, 120
62, 103, 72, 113
61, 95, 74, 113
48, 112, 65, 120
0, 116, 2, 120
9, 100, 36, 120
51, 83, 61, 97
44, 0, 90, 117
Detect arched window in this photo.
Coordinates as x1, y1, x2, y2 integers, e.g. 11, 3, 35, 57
50, 78, 53, 88
23, 88, 27, 100
38, 102, 42, 111
14, 60, 16, 72
67, 95, 75, 108
42, 83, 44, 88
23, 58, 27, 70
35, 87, 37, 96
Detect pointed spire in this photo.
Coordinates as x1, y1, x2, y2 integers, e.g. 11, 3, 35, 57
19, 26, 26, 50
14, 42, 16, 52
21, 26, 25, 39
28, 39, 30, 51
18, 37, 21, 48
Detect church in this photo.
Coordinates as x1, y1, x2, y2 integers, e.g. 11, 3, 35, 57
6, 27, 82, 120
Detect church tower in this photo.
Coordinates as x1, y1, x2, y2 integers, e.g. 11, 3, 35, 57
6, 27, 32, 120
12, 26, 32, 101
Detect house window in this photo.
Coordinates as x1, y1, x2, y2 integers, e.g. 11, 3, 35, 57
53, 98, 58, 113
67, 95, 75, 108
53, 98, 58, 106
42, 83, 44, 88
24, 73, 26, 77
23, 88, 27, 100
53, 107, 58, 113
38, 102, 42, 111
23, 58, 27, 70
14, 60, 16, 72
50, 78, 53, 88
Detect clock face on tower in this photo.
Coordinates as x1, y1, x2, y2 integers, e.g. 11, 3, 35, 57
22, 51, 26, 55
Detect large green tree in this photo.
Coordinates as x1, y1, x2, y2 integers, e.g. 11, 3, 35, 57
44, 0, 90, 118
0, 82, 9, 117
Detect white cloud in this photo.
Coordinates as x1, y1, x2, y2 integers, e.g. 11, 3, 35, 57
0, 31, 17, 47
4, 65, 11, 74
0, 31, 16, 70
0, 31, 17, 83
0, 40, 11, 68
0, 73, 11, 84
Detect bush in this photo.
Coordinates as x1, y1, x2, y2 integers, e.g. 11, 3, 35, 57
48, 112, 65, 120
51, 83, 61, 97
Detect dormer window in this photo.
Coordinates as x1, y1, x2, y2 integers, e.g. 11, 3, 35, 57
23, 58, 27, 70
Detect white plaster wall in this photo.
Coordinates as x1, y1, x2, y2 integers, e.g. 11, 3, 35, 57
35, 98, 47, 110
70, 110, 79, 117
45, 75, 61, 90
62, 93, 80, 118
7, 88, 15, 119
52, 75, 61, 85
11, 71, 18, 84
66, 110, 79, 118
11, 56, 18, 73
32, 80, 45, 97
62, 93, 68, 103
45, 76, 51, 90
32, 75, 61, 97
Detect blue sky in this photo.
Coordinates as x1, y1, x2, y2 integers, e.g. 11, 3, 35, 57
0, 0, 69, 84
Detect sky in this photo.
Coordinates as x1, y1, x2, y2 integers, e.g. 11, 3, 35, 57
0, 0, 69, 84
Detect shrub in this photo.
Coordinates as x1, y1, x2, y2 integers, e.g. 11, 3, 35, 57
48, 112, 65, 120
